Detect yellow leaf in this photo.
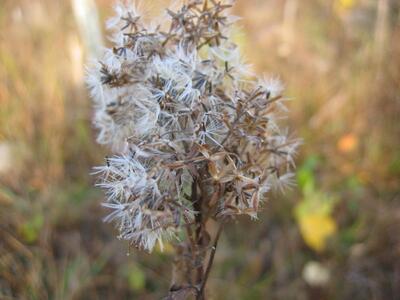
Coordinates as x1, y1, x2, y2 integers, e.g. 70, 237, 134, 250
297, 213, 337, 252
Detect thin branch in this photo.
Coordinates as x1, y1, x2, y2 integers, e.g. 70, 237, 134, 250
192, 179, 205, 287
198, 222, 224, 298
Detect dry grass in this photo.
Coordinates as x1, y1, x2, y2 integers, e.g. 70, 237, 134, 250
1, 0, 399, 299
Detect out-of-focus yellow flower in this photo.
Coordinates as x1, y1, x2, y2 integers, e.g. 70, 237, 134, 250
297, 212, 337, 252
335, 0, 357, 15
338, 0, 356, 10
337, 133, 358, 153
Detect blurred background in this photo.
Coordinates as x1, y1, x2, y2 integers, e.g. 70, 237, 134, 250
1, 0, 399, 299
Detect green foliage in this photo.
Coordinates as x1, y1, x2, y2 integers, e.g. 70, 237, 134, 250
20, 213, 44, 244
127, 265, 146, 291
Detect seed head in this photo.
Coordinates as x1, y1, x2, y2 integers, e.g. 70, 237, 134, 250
87, 0, 299, 252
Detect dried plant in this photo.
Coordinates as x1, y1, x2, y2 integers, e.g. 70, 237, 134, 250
86, 0, 299, 298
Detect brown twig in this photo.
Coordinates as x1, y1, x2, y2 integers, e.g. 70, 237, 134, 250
190, 179, 203, 276
197, 222, 224, 299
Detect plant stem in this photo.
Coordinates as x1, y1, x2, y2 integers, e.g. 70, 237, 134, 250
197, 222, 224, 299
192, 179, 205, 288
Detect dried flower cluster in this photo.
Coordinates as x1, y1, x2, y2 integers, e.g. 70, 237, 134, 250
87, 0, 299, 297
